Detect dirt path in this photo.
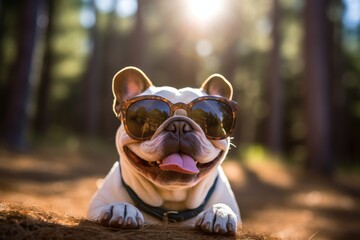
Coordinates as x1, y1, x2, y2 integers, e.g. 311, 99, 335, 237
0, 146, 359, 239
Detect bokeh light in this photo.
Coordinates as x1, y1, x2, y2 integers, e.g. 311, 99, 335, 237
80, 6, 96, 28
343, 0, 360, 29
94, 0, 114, 14
183, 0, 225, 25
196, 39, 213, 57
116, 0, 138, 18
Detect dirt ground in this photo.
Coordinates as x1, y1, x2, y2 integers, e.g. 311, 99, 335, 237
0, 144, 359, 239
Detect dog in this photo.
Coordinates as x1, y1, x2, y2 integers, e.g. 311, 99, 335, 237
87, 66, 241, 235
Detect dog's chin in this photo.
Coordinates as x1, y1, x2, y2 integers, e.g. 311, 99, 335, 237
123, 146, 221, 187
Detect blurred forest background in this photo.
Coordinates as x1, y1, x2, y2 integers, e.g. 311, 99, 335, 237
0, 0, 360, 178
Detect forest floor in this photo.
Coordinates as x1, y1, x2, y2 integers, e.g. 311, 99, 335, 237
0, 142, 359, 240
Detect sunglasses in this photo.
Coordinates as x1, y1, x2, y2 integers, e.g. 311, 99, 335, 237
118, 95, 238, 140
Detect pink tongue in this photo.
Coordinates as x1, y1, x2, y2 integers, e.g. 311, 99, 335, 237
159, 153, 199, 174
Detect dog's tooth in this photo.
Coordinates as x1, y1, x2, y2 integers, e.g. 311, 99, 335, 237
157, 161, 161, 164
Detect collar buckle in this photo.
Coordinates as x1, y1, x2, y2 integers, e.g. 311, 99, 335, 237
163, 211, 179, 223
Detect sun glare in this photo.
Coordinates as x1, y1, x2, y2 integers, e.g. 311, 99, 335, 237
184, 0, 224, 24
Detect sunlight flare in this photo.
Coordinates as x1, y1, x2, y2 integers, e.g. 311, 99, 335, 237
184, 0, 224, 24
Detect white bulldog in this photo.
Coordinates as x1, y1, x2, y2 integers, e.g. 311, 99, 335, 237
87, 66, 241, 235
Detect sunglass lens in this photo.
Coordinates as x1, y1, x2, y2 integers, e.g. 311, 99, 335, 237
126, 100, 170, 139
191, 100, 233, 138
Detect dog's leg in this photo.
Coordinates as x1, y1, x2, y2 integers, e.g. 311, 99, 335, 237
98, 203, 144, 229
195, 203, 238, 235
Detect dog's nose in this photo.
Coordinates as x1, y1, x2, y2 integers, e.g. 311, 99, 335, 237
166, 120, 193, 136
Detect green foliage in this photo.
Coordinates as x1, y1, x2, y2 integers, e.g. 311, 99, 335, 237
240, 145, 270, 163
0, 2, 20, 86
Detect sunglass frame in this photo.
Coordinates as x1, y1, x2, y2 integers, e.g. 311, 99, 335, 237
118, 95, 238, 141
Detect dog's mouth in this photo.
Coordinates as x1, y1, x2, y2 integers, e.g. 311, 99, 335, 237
124, 146, 221, 183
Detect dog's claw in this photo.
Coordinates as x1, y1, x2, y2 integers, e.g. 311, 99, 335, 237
195, 217, 203, 229
99, 206, 112, 226
205, 222, 211, 231
227, 222, 234, 233
118, 216, 124, 225
136, 216, 143, 227
122, 217, 135, 229
214, 224, 220, 233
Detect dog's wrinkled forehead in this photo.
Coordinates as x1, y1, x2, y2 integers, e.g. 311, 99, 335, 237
141, 86, 206, 103
112, 66, 233, 116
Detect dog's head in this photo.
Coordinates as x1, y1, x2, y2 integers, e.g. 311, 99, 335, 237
113, 67, 237, 188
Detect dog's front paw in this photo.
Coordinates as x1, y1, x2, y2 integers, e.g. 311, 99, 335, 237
195, 203, 238, 235
98, 203, 144, 229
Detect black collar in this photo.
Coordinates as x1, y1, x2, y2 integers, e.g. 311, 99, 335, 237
121, 173, 218, 222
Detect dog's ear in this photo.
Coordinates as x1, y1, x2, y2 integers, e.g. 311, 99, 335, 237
201, 74, 233, 100
112, 66, 153, 116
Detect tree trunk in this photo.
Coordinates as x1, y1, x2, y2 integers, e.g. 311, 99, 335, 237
33, 0, 54, 135
3, 0, 40, 150
265, 0, 283, 154
81, 0, 102, 137
126, 0, 145, 68
328, 1, 346, 164
303, 0, 333, 177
